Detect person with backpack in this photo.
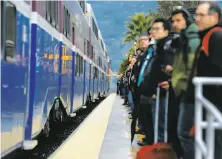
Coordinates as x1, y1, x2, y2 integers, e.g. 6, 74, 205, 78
192, 2, 222, 158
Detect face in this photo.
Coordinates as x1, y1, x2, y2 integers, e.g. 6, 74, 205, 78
138, 36, 149, 50
195, 3, 219, 31
131, 57, 136, 65
172, 13, 187, 33
151, 22, 169, 40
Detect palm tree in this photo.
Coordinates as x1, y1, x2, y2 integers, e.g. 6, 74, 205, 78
123, 12, 155, 44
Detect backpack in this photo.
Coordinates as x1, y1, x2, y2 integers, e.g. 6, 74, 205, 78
201, 27, 222, 56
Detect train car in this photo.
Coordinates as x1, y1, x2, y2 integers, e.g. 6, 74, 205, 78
85, 3, 108, 101
1, 0, 110, 157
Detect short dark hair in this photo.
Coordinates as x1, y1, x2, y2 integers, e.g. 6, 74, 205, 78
147, 27, 151, 35
153, 18, 171, 31
171, 9, 192, 26
200, 1, 222, 19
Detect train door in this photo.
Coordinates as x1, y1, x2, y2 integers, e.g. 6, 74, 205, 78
1, 1, 31, 156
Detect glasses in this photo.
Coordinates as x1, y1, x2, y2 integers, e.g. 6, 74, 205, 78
194, 13, 212, 19
139, 38, 149, 42
150, 27, 162, 33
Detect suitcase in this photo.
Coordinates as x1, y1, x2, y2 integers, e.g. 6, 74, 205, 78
154, 86, 169, 143
136, 87, 177, 159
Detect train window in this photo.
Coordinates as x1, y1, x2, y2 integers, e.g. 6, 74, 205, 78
5, 2, 16, 62
66, 10, 68, 37
83, 39, 86, 54
63, 7, 66, 35
91, 45, 93, 59
75, 54, 79, 76
89, 65, 92, 79
67, 12, 70, 38
87, 40, 90, 57
72, 25, 75, 45
1, 1, 3, 54
78, 55, 81, 75
46, 1, 51, 22
80, 56, 83, 75
94, 67, 98, 79
51, 1, 55, 27
55, 1, 58, 29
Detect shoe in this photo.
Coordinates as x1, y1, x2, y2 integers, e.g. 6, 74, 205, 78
135, 129, 145, 135
137, 140, 148, 146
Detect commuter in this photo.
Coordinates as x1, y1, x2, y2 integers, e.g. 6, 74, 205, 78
136, 33, 156, 146
145, 18, 174, 143
122, 70, 129, 105
119, 74, 124, 97
131, 34, 151, 144
158, 7, 200, 159
117, 76, 121, 95
128, 57, 137, 113
191, 2, 222, 158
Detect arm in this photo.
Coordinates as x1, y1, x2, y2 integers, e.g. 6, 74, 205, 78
209, 31, 222, 67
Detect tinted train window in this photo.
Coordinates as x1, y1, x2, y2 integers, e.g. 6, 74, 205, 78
63, 7, 66, 35
80, 56, 83, 75
84, 39, 86, 54
72, 26, 75, 45
50, 1, 55, 26
94, 67, 98, 79
46, 1, 50, 22
1, 1, 3, 54
91, 46, 93, 59
54, 1, 58, 29
67, 12, 70, 38
5, 2, 16, 62
75, 54, 79, 76
87, 40, 90, 57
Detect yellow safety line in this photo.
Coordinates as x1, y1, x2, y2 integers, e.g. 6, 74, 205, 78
49, 93, 116, 159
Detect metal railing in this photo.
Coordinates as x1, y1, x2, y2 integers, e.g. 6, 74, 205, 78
193, 77, 222, 159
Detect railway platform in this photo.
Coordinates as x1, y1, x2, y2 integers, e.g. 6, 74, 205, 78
48, 93, 142, 159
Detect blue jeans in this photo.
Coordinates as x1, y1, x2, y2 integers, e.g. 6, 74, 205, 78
128, 91, 134, 112
151, 96, 166, 142
177, 102, 195, 159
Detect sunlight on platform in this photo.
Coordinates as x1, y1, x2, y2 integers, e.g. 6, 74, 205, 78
49, 94, 143, 159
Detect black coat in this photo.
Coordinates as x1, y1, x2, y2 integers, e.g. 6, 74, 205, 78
138, 36, 175, 98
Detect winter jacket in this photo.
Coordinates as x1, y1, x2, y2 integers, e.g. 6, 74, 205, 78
171, 23, 200, 97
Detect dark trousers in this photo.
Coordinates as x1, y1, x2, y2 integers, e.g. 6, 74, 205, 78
139, 95, 154, 144
124, 87, 128, 104
117, 84, 120, 94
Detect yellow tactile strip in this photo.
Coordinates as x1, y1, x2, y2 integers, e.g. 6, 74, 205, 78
49, 93, 116, 159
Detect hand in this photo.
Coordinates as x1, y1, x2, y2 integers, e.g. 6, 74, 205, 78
131, 75, 135, 81
165, 65, 173, 73
158, 81, 169, 90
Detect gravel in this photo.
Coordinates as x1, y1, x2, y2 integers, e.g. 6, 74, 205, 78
3, 98, 105, 159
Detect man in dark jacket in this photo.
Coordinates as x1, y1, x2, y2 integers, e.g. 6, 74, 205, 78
137, 18, 174, 146
159, 8, 201, 159
132, 35, 151, 144
192, 2, 222, 158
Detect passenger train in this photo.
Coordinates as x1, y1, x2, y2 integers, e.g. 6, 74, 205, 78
1, 0, 111, 157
